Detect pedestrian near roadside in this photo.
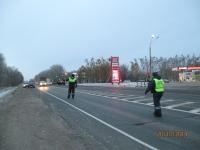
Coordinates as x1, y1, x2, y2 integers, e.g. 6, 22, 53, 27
145, 72, 165, 117
66, 73, 77, 99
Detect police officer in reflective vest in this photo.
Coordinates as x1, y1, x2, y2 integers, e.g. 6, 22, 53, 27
66, 74, 77, 99
145, 72, 165, 117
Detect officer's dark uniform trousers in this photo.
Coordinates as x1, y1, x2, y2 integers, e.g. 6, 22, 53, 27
153, 92, 163, 116
68, 85, 75, 98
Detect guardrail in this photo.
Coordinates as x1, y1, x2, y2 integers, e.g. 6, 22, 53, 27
79, 82, 148, 88
79, 81, 200, 88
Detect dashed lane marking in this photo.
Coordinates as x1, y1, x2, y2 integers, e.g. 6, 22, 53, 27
189, 108, 200, 113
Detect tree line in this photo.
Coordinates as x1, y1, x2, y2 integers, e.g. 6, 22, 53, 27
0, 53, 24, 87
77, 54, 200, 83
77, 58, 110, 83
34, 64, 66, 82
34, 54, 200, 83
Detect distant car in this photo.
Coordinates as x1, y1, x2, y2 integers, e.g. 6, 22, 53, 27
39, 81, 47, 86
23, 82, 35, 88
57, 79, 65, 85
163, 79, 170, 83
23, 82, 29, 88
123, 80, 131, 83
28, 82, 35, 88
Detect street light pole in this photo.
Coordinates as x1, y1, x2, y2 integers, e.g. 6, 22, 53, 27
149, 37, 152, 76
149, 34, 159, 76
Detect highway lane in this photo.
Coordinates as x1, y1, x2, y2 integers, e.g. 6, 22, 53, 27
78, 86, 200, 114
37, 85, 200, 150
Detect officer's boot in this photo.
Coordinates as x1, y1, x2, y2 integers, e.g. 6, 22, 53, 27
154, 107, 162, 117
72, 94, 74, 99
67, 94, 70, 99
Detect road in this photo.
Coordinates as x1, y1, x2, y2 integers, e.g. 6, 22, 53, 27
37, 85, 200, 150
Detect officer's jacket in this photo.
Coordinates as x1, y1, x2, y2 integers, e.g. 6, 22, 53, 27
145, 75, 164, 93
66, 77, 77, 87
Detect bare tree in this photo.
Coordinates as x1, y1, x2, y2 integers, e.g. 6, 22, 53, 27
120, 64, 129, 81
34, 64, 65, 82
0, 53, 23, 87
77, 57, 110, 83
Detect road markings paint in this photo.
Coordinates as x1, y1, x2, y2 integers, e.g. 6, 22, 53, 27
189, 108, 200, 113
161, 99, 175, 103
134, 98, 152, 102
146, 99, 175, 105
121, 96, 146, 100
165, 102, 195, 109
44, 91, 159, 150
129, 96, 146, 99
110, 95, 135, 98
146, 103, 153, 105
77, 90, 200, 115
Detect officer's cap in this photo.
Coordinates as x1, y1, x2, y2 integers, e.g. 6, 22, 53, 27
152, 72, 159, 77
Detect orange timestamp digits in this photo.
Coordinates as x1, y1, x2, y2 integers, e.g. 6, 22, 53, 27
157, 130, 188, 137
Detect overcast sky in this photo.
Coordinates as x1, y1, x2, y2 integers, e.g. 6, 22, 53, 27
0, 0, 200, 80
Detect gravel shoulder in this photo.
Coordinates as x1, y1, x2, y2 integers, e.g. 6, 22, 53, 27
0, 87, 100, 150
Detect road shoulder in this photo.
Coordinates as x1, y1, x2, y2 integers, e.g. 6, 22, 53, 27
0, 87, 98, 150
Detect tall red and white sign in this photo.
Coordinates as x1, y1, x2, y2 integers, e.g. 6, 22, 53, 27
110, 56, 120, 84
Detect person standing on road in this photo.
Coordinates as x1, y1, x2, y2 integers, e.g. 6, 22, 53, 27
66, 73, 77, 99
145, 72, 165, 117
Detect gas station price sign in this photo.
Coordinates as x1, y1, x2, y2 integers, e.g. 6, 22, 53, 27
110, 57, 120, 84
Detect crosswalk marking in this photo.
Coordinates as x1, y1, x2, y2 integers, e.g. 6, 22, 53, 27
112, 95, 136, 99
121, 96, 146, 100
109, 97, 118, 99
189, 108, 200, 113
117, 94, 136, 97
146, 102, 153, 105
134, 98, 152, 102
146, 99, 175, 105
165, 102, 195, 109
76, 89, 200, 115
111, 93, 125, 96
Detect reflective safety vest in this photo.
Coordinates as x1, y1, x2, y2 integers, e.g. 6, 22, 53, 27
69, 77, 76, 83
154, 78, 165, 92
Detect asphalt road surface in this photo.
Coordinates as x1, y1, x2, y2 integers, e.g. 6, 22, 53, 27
37, 85, 200, 150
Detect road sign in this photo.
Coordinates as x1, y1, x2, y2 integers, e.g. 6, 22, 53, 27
110, 57, 121, 84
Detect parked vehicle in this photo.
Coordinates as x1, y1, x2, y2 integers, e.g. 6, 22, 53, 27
163, 79, 170, 83
23, 82, 35, 88
23, 82, 29, 88
57, 79, 65, 85
28, 82, 35, 88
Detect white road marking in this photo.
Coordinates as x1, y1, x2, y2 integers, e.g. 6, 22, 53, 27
146, 103, 154, 105
121, 96, 146, 100
161, 99, 175, 103
77, 90, 200, 115
134, 98, 152, 102
189, 108, 200, 113
130, 96, 146, 99
146, 99, 175, 105
44, 91, 159, 150
111, 95, 136, 98
165, 102, 195, 109
54, 87, 200, 115
109, 97, 118, 99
